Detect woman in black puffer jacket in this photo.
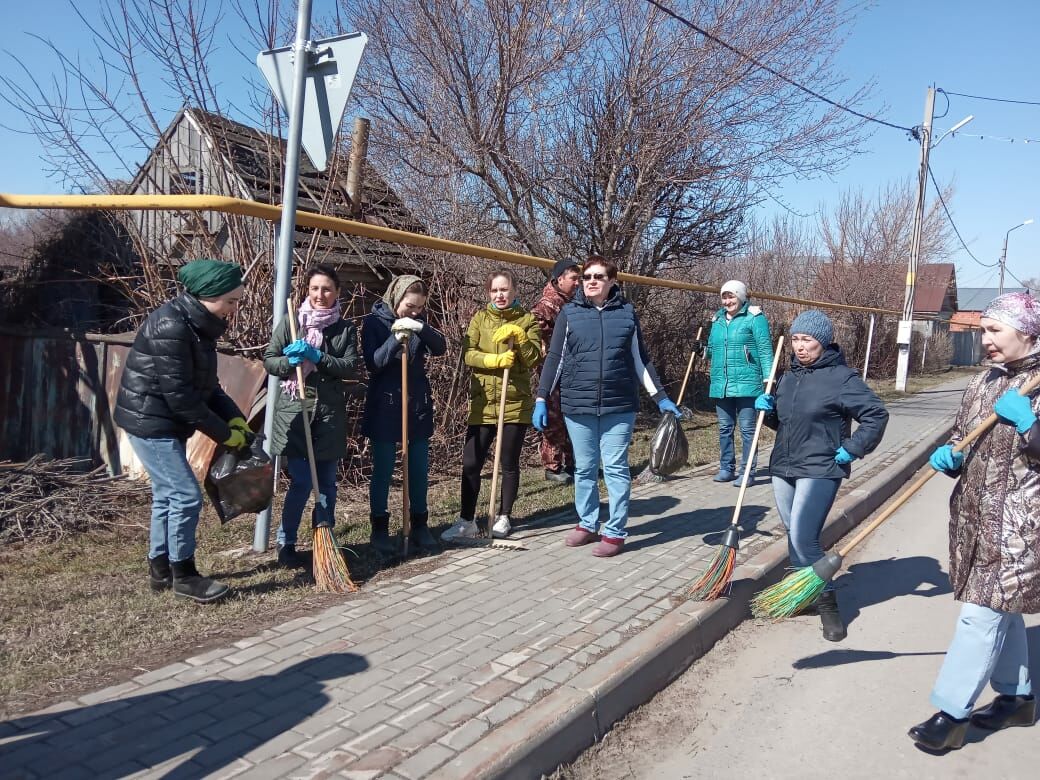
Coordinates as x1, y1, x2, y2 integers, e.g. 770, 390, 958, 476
114, 259, 250, 604
756, 310, 888, 641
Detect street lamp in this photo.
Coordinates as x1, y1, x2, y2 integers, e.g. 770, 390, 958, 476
932, 114, 975, 148
999, 219, 1034, 295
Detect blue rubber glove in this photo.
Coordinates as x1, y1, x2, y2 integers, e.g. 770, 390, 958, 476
532, 399, 548, 431
658, 398, 682, 418
834, 446, 855, 465
754, 393, 775, 412
929, 444, 964, 473
282, 339, 305, 356
994, 389, 1038, 434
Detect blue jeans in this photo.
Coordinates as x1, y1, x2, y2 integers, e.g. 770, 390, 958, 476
279, 458, 339, 546
716, 397, 757, 474
931, 602, 1033, 719
772, 476, 841, 592
369, 438, 430, 516
564, 412, 636, 540
128, 435, 203, 563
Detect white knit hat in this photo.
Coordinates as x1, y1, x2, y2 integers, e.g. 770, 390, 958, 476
720, 280, 748, 304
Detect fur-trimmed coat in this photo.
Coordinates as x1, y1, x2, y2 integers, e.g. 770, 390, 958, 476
948, 352, 1040, 613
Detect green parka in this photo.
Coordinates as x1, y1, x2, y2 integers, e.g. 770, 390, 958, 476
705, 302, 773, 398
463, 304, 542, 425
263, 316, 358, 459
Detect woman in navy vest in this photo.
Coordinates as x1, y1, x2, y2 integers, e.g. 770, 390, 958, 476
534, 255, 681, 557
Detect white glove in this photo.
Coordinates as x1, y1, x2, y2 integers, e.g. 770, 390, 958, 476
394, 331, 409, 343
391, 317, 424, 334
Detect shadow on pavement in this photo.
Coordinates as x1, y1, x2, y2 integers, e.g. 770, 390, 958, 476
792, 649, 945, 670
837, 555, 952, 628
622, 501, 770, 553
1, 652, 368, 779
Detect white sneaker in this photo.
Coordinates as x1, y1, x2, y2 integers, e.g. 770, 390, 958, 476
491, 515, 512, 539
442, 518, 479, 543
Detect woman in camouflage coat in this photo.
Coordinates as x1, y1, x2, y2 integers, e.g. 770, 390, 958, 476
909, 292, 1040, 752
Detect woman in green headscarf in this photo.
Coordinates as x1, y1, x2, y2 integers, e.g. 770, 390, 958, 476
115, 259, 252, 605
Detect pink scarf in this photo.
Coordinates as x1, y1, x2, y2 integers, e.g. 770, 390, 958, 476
281, 297, 341, 399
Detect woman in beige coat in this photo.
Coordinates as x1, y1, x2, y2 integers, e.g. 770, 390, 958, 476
909, 292, 1040, 751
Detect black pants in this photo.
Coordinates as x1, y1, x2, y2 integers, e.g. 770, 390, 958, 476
461, 423, 527, 520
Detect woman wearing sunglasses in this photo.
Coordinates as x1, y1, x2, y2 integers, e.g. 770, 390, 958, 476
533, 255, 681, 557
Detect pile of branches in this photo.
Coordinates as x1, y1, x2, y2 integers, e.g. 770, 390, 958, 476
0, 456, 151, 543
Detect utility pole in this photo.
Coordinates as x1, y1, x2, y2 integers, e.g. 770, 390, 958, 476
999, 219, 1034, 296
895, 87, 935, 393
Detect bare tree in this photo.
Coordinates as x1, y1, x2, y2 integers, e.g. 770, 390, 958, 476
344, 0, 874, 289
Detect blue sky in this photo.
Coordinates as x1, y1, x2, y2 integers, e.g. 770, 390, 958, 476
1, 1, 1037, 288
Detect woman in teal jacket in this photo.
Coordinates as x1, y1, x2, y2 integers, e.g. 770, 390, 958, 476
701, 280, 773, 486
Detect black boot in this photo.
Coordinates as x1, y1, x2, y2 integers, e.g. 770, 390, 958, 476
409, 512, 440, 554
908, 711, 968, 750
369, 513, 400, 558
277, 543, 307, 569
148, 554, 172, 592
816, 591, 847, 642
170, 558, 230, 604
971, 695, 1037, 731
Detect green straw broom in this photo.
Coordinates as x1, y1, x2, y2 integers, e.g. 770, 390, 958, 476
751, 371, 1040, 618
689, 336, 784, 600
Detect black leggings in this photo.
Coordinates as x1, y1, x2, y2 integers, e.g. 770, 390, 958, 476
461, 423, 527, 520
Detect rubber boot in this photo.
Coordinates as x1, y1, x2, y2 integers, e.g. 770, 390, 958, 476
816, 591, 846, 642
369, 513, 400, 558
171, 558, 230, 604
908, 711, 968, 750
148, 553, 172, 592
277, 543, 307, 569
970, 695, 1037, 731
409, 512, 440, 554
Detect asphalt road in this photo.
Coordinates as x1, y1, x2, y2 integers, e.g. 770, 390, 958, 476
563, 469, 1040, 780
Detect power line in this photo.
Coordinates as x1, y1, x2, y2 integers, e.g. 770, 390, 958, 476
938, 88, 1040, 107
643, 0, 915, 133
927, 165, 997, 268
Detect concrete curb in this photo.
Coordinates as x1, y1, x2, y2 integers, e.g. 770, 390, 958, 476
433, 420, 955, 780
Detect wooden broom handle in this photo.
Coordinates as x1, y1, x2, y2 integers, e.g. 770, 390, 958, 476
286, 299, 324, 509
729, 336, 785, 524
487, 338, 514, 526
401, 341, 411, 554
676, 326, 704, 407
836, 371, 1040, 558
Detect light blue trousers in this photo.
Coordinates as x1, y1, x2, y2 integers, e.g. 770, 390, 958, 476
930, 602, 1033, 719
564, 412, 636, 540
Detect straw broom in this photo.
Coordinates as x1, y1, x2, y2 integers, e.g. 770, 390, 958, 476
751, 371, 1040, 618
286, 298, 358, 593
688, 336, 785, 600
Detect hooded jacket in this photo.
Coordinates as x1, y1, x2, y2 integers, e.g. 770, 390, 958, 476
538, 285, 666, 417
463, 304, 542, 425
764, 345, 888, 480
114, 292, 244, 443
263, 315, 358, 460
361, 300, 447, 442
705, 301, 774, 398
946, 353, 1040, 613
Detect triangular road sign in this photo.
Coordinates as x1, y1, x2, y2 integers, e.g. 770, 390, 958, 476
257, 32, 367, 171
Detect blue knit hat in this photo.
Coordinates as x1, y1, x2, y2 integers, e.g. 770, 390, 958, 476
790, 310, 834, 346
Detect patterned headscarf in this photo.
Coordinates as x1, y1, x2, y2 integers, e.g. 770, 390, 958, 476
982, 292, 1040, 337
382, 275, 423, 311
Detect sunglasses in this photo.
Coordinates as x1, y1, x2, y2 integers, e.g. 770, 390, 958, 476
582, 273, 608, 281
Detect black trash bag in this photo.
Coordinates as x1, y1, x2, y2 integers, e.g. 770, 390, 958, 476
204, 433, 274, 524
648, 413, 688, 476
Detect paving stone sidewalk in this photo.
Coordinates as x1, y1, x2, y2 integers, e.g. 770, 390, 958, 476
0, 377, 971, 780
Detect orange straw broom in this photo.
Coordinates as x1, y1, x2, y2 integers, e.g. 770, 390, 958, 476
286, 298, 357, 593
688, 335, 784, 600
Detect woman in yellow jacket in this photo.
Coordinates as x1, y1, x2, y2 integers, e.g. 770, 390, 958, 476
442, 270, 542, 542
